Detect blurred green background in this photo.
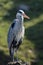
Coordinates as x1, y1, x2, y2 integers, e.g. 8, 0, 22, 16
0, 0, 43, 65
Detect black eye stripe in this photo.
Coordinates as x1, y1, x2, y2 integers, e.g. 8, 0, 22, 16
18, 11, 22, 14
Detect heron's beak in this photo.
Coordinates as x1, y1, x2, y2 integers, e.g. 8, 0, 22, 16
23, 13, 30, 19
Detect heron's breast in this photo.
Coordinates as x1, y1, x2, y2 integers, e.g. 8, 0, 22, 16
15, 26, 25, 42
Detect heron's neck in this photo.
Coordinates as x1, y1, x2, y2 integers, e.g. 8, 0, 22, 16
18, 16, 24, 26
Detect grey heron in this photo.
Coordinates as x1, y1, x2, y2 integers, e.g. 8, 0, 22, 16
7, 10, 30, 62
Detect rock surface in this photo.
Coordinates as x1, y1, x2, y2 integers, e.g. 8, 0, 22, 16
7, 60, 29, 65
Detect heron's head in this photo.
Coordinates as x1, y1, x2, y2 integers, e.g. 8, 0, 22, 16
16, 10, 30, 21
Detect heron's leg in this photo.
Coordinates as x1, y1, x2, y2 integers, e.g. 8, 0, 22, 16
9, 43, 14, 62
9, 43, 12, 57
16, 50, 18, 61
11, 47, 14, 62
15, 39, 22, 61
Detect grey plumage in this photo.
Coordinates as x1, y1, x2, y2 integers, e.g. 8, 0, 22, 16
7, 10, 29, 61
8, 19, 25, 49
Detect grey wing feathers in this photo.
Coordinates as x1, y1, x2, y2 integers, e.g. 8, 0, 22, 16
7, 19, 20, 48
7, 19, 17, 48
7, 26, 14, 48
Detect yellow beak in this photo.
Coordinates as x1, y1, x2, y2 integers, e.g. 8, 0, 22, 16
23, 13, 30, 19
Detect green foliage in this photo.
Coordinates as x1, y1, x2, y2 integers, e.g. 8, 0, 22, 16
0, 0, 43, 65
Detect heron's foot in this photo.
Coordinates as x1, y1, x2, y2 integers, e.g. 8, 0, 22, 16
13, 59, 15, 62
10, 54, 14, 62
16, 58, 18, 61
